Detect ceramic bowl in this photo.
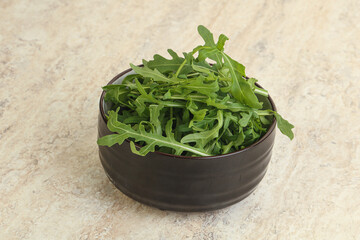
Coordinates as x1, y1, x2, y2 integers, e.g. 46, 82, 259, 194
98, 67, 277, 212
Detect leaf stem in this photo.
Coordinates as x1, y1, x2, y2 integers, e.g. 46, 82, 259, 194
187, 72, 200, 77
254, 88, 269, 97
175, 59, 187, 78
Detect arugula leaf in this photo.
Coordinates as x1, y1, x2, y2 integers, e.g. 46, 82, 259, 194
98, 108, 211, 156
181, 110, 224, 148
239, 112, 253, 127
186, 99, 208, 128
130, 63, 177, 83
146, 49, 192, 74
247, 78, 269, 97
221, 53, 262, 109
216, 34, 229, 51
191, 62, 218, 80
205, 97, 251, 112
198, 25, 217, 47
149, 104, 164, 135
180, 76, 219, 98
272, 111, 295, 140
98, 25, 294, 157
97, 134, 126, 147
163, 90, 171, 99
232, 130, 245, 148
134, 95, 149, 115
102, 85, 129, 105
197, 25, 223, 66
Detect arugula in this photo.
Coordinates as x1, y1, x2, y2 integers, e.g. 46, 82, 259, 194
98, 108, 211, 156
98, 25, 294, 156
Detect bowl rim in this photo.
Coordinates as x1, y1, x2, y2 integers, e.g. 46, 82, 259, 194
99, 65, 277, 160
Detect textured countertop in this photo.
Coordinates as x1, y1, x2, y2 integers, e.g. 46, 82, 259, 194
1, 0, 359, 239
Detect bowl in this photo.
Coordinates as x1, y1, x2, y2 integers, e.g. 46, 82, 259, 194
97, 66, 277, 212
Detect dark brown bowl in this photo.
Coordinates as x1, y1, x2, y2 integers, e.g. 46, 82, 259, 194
97, 67, 277, 212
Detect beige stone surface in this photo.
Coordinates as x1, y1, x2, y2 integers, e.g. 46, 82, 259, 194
1, 0, 359, 239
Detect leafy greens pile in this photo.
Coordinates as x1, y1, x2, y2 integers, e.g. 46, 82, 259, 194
97, 25, 294, 157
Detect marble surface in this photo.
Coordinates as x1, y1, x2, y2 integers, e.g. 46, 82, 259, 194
1, 0, 359, 239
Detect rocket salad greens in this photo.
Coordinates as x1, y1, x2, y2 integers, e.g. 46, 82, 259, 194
97, 25, 294, 157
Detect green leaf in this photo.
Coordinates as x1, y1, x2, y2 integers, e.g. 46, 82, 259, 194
221, 142, 233, 154
206, 97, 251, 112
134, 95, 148, 115
130, 63, 178, 83
221, 53, 262, 109
197, 25, 223, 66
197, 25, 216, 47
98, 108, 211, 156
244, 127, 261, 144
165, 118, 184, 155
248, 78, 269, 97
197, 48, 221, 64
191, 62, 218, 80
186, 100, 208, 128
147, 49, 193, 74
134, 78, 159, 103
149, 104, 164, 135
239, 112, 253, 127
164, 90, 171, 99
122, 116, 148, 124
181, 110, 224, 148
181, 76, 219, 97
102, 85, 129, 105
97, 134, 126, 147
216, 34, 229, 51
273, 111, 294, 140
233, 130, 245, 148
222, 53, 245, 76
216, 111, 235, 144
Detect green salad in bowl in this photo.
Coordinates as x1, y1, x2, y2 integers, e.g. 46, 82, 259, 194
98, 25, 294, 157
